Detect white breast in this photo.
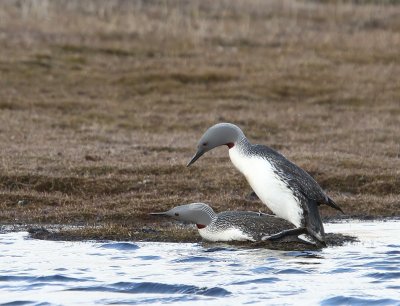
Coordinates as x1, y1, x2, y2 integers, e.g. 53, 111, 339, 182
229, 146, 303, 227
198, 227, 254, 242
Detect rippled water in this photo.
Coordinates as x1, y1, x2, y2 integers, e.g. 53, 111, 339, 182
1, 221, 399, 305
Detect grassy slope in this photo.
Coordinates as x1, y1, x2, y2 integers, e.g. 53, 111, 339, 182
0, 0, 399, 240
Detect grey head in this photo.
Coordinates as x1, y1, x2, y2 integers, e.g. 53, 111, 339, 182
187, 123, 245, 166
150, 203, 217, 227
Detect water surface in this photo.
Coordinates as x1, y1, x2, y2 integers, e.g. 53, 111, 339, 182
1, 221, 399, 305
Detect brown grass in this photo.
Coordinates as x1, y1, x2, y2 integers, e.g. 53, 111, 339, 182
0, 0, 399, 241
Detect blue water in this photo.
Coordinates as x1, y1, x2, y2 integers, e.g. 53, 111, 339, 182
1, 221, 399, 305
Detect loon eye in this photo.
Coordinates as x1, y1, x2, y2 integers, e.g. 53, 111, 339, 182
174, 213, 179, 216
202, 142, 208, 146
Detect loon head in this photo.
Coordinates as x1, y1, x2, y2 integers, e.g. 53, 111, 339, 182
150, 203, 216, 228
187, 123, 245, 167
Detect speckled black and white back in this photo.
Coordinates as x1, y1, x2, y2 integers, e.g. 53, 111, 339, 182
199, 211, 293, 242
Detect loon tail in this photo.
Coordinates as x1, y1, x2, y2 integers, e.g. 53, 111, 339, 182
326, 197, 344, 214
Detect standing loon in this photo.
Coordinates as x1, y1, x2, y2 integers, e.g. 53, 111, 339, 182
151, 203, 293, 242
187, 123, 344, 245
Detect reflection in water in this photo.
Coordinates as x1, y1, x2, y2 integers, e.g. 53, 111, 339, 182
0, 221, 399, 305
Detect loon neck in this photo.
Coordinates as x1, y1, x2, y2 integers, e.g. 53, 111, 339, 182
192, 206, 217, 227
232, 136, 251, 150
196, 212, 219, 229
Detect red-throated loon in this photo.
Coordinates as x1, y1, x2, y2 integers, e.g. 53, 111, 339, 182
151, 202, 293, 242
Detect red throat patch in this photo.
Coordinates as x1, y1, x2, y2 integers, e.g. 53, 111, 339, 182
196, 224, 206, 229
226, 142, 234, 149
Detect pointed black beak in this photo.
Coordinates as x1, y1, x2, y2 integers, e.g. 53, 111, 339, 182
187, 150, 204, 167
149, 212, 168, 216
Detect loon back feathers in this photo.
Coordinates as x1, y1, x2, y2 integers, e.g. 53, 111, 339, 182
250, 144, 343, 213
213, 211, 293, 241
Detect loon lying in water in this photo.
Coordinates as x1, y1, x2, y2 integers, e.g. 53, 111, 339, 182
187, 123, 344, 246
151, 202, 294, 242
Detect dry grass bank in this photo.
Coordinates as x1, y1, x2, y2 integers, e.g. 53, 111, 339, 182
0, 0, 399, 240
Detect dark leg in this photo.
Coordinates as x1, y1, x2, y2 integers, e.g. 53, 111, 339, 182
262, 227, 308, 241
262, 227, 328, 247
262, 228, 327, 247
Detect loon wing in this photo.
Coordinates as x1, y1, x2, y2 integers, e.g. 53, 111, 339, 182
253, 144, 343, 213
